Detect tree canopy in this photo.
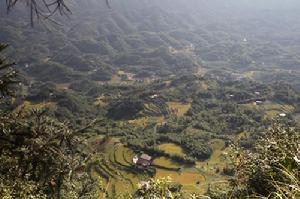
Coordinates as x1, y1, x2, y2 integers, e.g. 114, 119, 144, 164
0, 44, 17, 97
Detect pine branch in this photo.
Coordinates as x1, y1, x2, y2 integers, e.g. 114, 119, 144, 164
5, 0, 111, 26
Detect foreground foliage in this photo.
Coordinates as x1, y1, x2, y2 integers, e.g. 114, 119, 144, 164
0, 109, 98, 198
132, 177, 208, 199
231, 124, 300, 199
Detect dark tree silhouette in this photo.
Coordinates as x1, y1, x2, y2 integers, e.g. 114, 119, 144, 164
0, 44, 17, 97
5, 0, 110, 26
6, 0, 71, 26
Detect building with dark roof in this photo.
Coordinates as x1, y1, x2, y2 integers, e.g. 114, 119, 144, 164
133, 154, 152, 168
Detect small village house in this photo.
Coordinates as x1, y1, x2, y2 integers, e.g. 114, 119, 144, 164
133, 154, 152, 168
150, 94, 159, 99
279, 113, 287, 117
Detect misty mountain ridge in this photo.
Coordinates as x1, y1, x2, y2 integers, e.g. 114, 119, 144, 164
1, 0, 300, 90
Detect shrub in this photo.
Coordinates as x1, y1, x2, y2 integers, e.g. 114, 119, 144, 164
230, 124, 300, 198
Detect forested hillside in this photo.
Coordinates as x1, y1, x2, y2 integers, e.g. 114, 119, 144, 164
0, 0, 299, 198
1, 0, 300, 90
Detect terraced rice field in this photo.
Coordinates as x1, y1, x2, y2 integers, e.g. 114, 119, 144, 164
206, 139, 227, 164
156, 169, 205, 184
155, 167, 205, 194
153, 141, 231, 194
128, 116, 164, 127
167, 101, 191, 117
262, 102, 294, 118
89, 137, 145, 198
195, 139, 231, 192
153, 143, 208, 194
158, 143, 185, 156
196, 139, 229, 169
128, 117, 149, 127
241, 101, 295, 119
90, 137, 231, 196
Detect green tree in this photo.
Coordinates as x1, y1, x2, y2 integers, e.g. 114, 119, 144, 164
0, 43, 98, 198
0, 109, 98, 198
0, 44, 17, 97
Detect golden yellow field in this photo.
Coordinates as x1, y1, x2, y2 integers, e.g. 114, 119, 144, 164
14, 101, 56, 113
152, 157, 181, 169
128, 116, 164, 127
155, 169, 205, 184
128, 117, 149, 126
158, 143, 185, 156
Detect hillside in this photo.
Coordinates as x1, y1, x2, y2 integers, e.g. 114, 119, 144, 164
0, 0, 299, 198
1, 0, 300, 91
